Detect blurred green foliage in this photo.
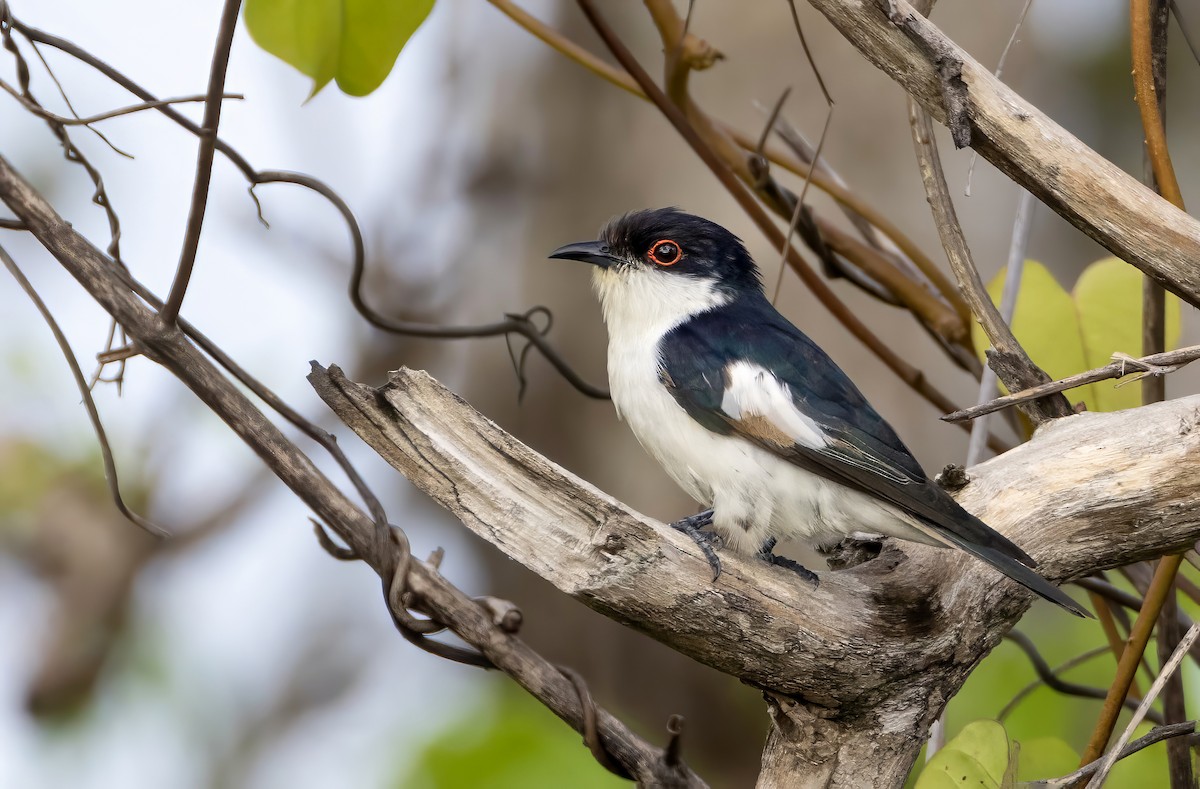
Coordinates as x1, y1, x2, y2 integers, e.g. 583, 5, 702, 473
395, 678, 626, 789
0, 440, 112, 536
971, 258, 1181, 412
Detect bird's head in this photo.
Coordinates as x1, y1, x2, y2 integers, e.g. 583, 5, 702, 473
550, 208, 762, 311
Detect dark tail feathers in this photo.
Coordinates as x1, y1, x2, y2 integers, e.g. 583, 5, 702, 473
938, 530, 1091, 618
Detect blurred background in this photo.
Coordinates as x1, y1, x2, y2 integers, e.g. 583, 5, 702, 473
1, 0, 1198, 786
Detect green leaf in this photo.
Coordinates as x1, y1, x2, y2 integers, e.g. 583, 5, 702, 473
970, 261, 1093, 409
1073, 257, 1181, 412
1013, 736, 1077, 782
971, 258, 1181, 413
244, 0, 434, 97
916, 720, 1012, 789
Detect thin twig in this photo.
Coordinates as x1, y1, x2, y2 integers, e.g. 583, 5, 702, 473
772, 5, 834, 306
159, 0, 242, 325
1132, 0, 1186, 212
755, 87, 792, 157
764, 110, 910, 289
1091, 591, 1144, 698
0, 243, 167, 538
966, 190, 1033, 460
1075, 576, 1146, 611
25, 35, 131, 157
1118, 564, 1185, 685
1, 13, 123, 261
8, 15, 607, 400
964, 0, 1034, 195
785, 0, 832, 105
1157, 576, 1191, 787
907, 95, 1072, 424
1137, 0, 1174, 414
0, 81, 242, 125
1004, 631, 1163, 725
1087, 622, 1200, 787
997, 645, 1111, 723
1027, 721, 1198, 788
942, 344, 1200, 422
252, 170, 608, 398
1079, 554, 1187, 766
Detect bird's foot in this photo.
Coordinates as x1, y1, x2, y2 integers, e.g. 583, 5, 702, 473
669, 509, 722, 581
758, 537, 820, 587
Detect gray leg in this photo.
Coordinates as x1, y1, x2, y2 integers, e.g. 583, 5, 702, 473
758, 537, 820, 586
669, 509, 722, 581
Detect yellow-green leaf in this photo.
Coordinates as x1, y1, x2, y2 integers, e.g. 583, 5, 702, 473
916, 720, 1012, 789
1073, 257, 1181, 412
244, 0, 434, 97
970, 261, 1094, 409
971, 258, 1181, 413
1014, 736, 1077, 782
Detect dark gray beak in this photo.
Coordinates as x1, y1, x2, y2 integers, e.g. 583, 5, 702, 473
548, 240, 620, 269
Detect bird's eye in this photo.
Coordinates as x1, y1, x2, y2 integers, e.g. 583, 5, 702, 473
648, 239, 681, 266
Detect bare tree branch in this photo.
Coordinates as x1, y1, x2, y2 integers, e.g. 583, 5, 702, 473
311, 361, 1200, 786
803, 0, 1200, 307
943, 345, 1200, 422
0, 82, 241, 125
907, 100, 1072, 424
0, 153, 702, 787
159, 0, 241, 324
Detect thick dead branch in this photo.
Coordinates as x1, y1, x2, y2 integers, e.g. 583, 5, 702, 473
803, 0, 1200, 308
312, 364, 1200, 786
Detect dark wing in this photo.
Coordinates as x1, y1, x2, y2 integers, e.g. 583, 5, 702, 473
661, 297, 1089, 617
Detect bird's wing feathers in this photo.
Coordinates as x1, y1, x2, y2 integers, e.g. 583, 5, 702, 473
659, 302, 1033, 565
660, 307, 1093, 616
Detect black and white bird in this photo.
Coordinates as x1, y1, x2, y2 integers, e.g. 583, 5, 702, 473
550, 207, 1086, 617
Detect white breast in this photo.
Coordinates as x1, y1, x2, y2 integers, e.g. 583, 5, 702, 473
593, 267, 926, 554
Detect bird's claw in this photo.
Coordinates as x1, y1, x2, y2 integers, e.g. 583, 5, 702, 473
758, 538, 820, 587
669, 509, 723, 581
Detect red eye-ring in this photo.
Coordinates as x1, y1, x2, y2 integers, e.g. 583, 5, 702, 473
648, 239, 682, 266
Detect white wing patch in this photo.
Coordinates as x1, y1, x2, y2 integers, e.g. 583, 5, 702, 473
720, 361, 827, 449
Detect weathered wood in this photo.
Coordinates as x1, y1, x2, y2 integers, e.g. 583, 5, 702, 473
312, 364, 1200, 787
801, 0, 1200, 309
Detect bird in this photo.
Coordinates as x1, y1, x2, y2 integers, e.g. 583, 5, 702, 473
550, 207, 1088, 617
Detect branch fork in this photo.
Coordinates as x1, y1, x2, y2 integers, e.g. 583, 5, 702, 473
311, 363, 1200, 787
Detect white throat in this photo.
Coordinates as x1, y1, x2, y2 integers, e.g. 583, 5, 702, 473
591, 266, 728, 345
592, 266, 728, 423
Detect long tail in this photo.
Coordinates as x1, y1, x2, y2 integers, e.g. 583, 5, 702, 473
934, 528, 1091, 618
